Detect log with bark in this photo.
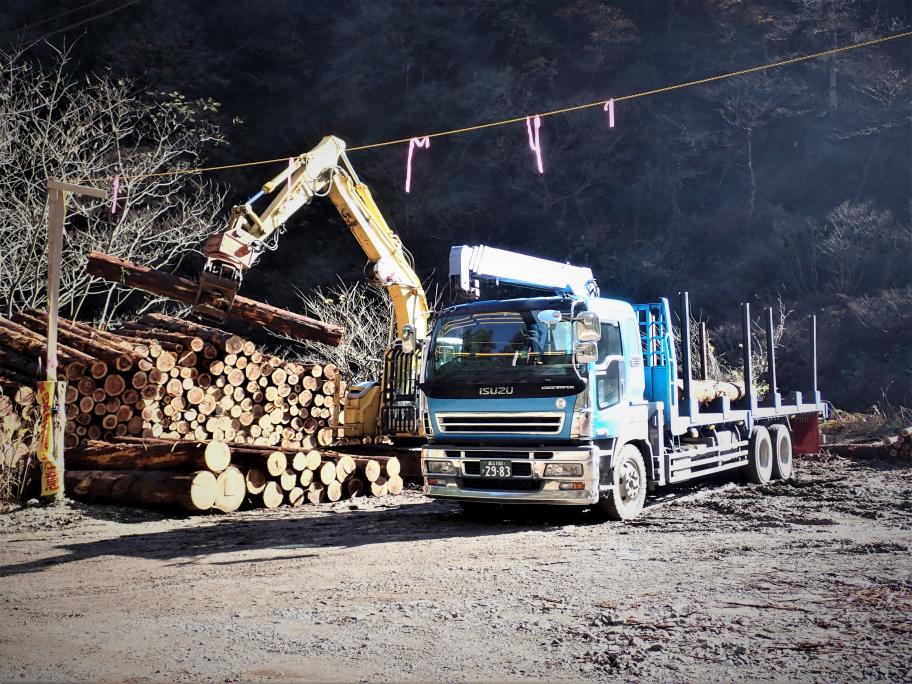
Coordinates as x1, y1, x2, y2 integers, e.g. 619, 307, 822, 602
85, 252, 342, 345
677, 379, 746, 404
65, 469, 217, 512
67, 439, 230, 472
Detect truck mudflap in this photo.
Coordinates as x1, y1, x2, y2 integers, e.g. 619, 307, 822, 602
421, 444, 605, 505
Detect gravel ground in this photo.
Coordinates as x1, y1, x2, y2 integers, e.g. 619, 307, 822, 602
1, 453, 911, 682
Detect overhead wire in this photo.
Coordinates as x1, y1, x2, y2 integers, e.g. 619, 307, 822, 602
23, 0, 142, 51
83, 28, 912, 184
6, 0, 108, 35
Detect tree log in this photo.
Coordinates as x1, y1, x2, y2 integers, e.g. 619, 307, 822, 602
68, 439, 230, 472
345, 477, 364, 498
370, 476, 389, 497
214, 465, 245, 513
288, 486, 305, 507
387, 475, 404, 495
245, 468, 267, 495
326, 480, 342, 502
307, 483, 325, 505
261, 481, 284, 509
676, 379, 746, 404
0, 318, 94, 365
86, 252, 342, 345
65, 469, 217, 511
279, 468, 298, 492
318, 461, 336, 486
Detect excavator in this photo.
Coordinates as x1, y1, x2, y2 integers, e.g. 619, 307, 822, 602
194, 135, 431, 442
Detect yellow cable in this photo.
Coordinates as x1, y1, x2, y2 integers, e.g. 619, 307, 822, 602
86, 29, 912, 183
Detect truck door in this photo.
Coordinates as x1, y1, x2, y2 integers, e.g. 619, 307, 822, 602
594, 322, 626, 420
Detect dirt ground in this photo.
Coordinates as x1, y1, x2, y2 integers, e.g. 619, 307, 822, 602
1, 452, 911, 683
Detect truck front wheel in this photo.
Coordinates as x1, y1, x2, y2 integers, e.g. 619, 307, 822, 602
596, 444, 646, 521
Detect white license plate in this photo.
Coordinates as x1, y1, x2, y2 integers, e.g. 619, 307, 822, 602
480, 460, 512, 478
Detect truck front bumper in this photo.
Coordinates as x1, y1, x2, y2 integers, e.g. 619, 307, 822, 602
421, 444, 602, 506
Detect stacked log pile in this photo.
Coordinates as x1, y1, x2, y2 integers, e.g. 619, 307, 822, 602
64, 438, 404, 513
884, 427, 912, 461
0, 311, 345, 451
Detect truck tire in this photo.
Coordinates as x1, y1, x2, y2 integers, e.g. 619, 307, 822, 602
743, 425, 773, 484
596, 444, 646, 521
768, 424, 793, 480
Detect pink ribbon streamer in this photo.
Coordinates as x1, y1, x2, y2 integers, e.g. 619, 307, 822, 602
110, 176, 120, 214
604, 99, 615, 128
405, 136, 430, 193
526, 115, 543, 174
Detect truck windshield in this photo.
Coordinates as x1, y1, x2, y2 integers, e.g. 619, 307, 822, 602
427, 308, 577, 382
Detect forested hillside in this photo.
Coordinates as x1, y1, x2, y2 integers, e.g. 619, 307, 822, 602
2, 0, 910, 410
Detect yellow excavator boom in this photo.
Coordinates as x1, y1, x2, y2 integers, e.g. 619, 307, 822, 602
197, 135, 429, 439
199, 135, 429, 339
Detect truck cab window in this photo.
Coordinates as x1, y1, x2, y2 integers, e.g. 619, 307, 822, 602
595, 323, 623, 409
597, 360, 621, 408
597, 323, 622, 363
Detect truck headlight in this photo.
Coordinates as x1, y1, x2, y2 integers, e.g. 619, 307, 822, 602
426, 460, 457, 474
544, 463, 583, 477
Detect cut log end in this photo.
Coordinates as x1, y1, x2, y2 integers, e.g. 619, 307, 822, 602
214, 466, 245, 513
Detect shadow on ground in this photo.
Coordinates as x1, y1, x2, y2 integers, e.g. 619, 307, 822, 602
0, 469, 758, 577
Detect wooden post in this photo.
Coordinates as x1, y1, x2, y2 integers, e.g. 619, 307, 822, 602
39, 179, 108, 504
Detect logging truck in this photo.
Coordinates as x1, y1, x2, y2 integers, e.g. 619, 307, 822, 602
196, 135, 430, 441
419, 245, 827, 520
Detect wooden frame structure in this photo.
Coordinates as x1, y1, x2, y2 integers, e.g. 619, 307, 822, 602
38, 178, 108, 503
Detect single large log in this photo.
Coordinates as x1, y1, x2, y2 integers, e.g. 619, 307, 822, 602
86, 252, 342, 345
214, 465, 245, 513
387, 475, 404, 495
676, 379, 746, 404
245, 467, 267, 495
65, 469, 217, 511
69, 439, 230, 472
261, 481, 284, 509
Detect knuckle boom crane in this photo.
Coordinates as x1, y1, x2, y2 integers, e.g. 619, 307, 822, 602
196, 135, 430, 440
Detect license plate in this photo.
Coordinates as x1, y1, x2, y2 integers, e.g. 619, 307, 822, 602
480, 459, 512, 478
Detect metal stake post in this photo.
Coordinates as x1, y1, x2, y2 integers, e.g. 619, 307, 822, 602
38, 179, 108, 504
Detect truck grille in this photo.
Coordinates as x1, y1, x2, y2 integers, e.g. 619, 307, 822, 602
436, 412, 564, 435
460, 478, 541, 491
464, 461, 532, 477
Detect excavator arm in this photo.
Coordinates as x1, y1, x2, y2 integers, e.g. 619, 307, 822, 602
197, 135, 430, 340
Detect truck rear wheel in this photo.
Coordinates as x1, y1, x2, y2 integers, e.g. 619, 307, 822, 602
596, 444, 646, 521
743, 425, 773, 484
768, 424, 793, 480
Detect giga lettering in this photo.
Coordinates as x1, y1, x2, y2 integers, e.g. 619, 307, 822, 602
479, 386, 514, 396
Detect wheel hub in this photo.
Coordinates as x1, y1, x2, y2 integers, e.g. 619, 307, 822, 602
618, 459, 640, 502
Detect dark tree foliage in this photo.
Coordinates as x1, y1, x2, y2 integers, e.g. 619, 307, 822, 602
2, 0, 910, 409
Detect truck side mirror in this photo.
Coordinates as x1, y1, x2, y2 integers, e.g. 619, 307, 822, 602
575, 311, 601, 342
575, 341, 598, 364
